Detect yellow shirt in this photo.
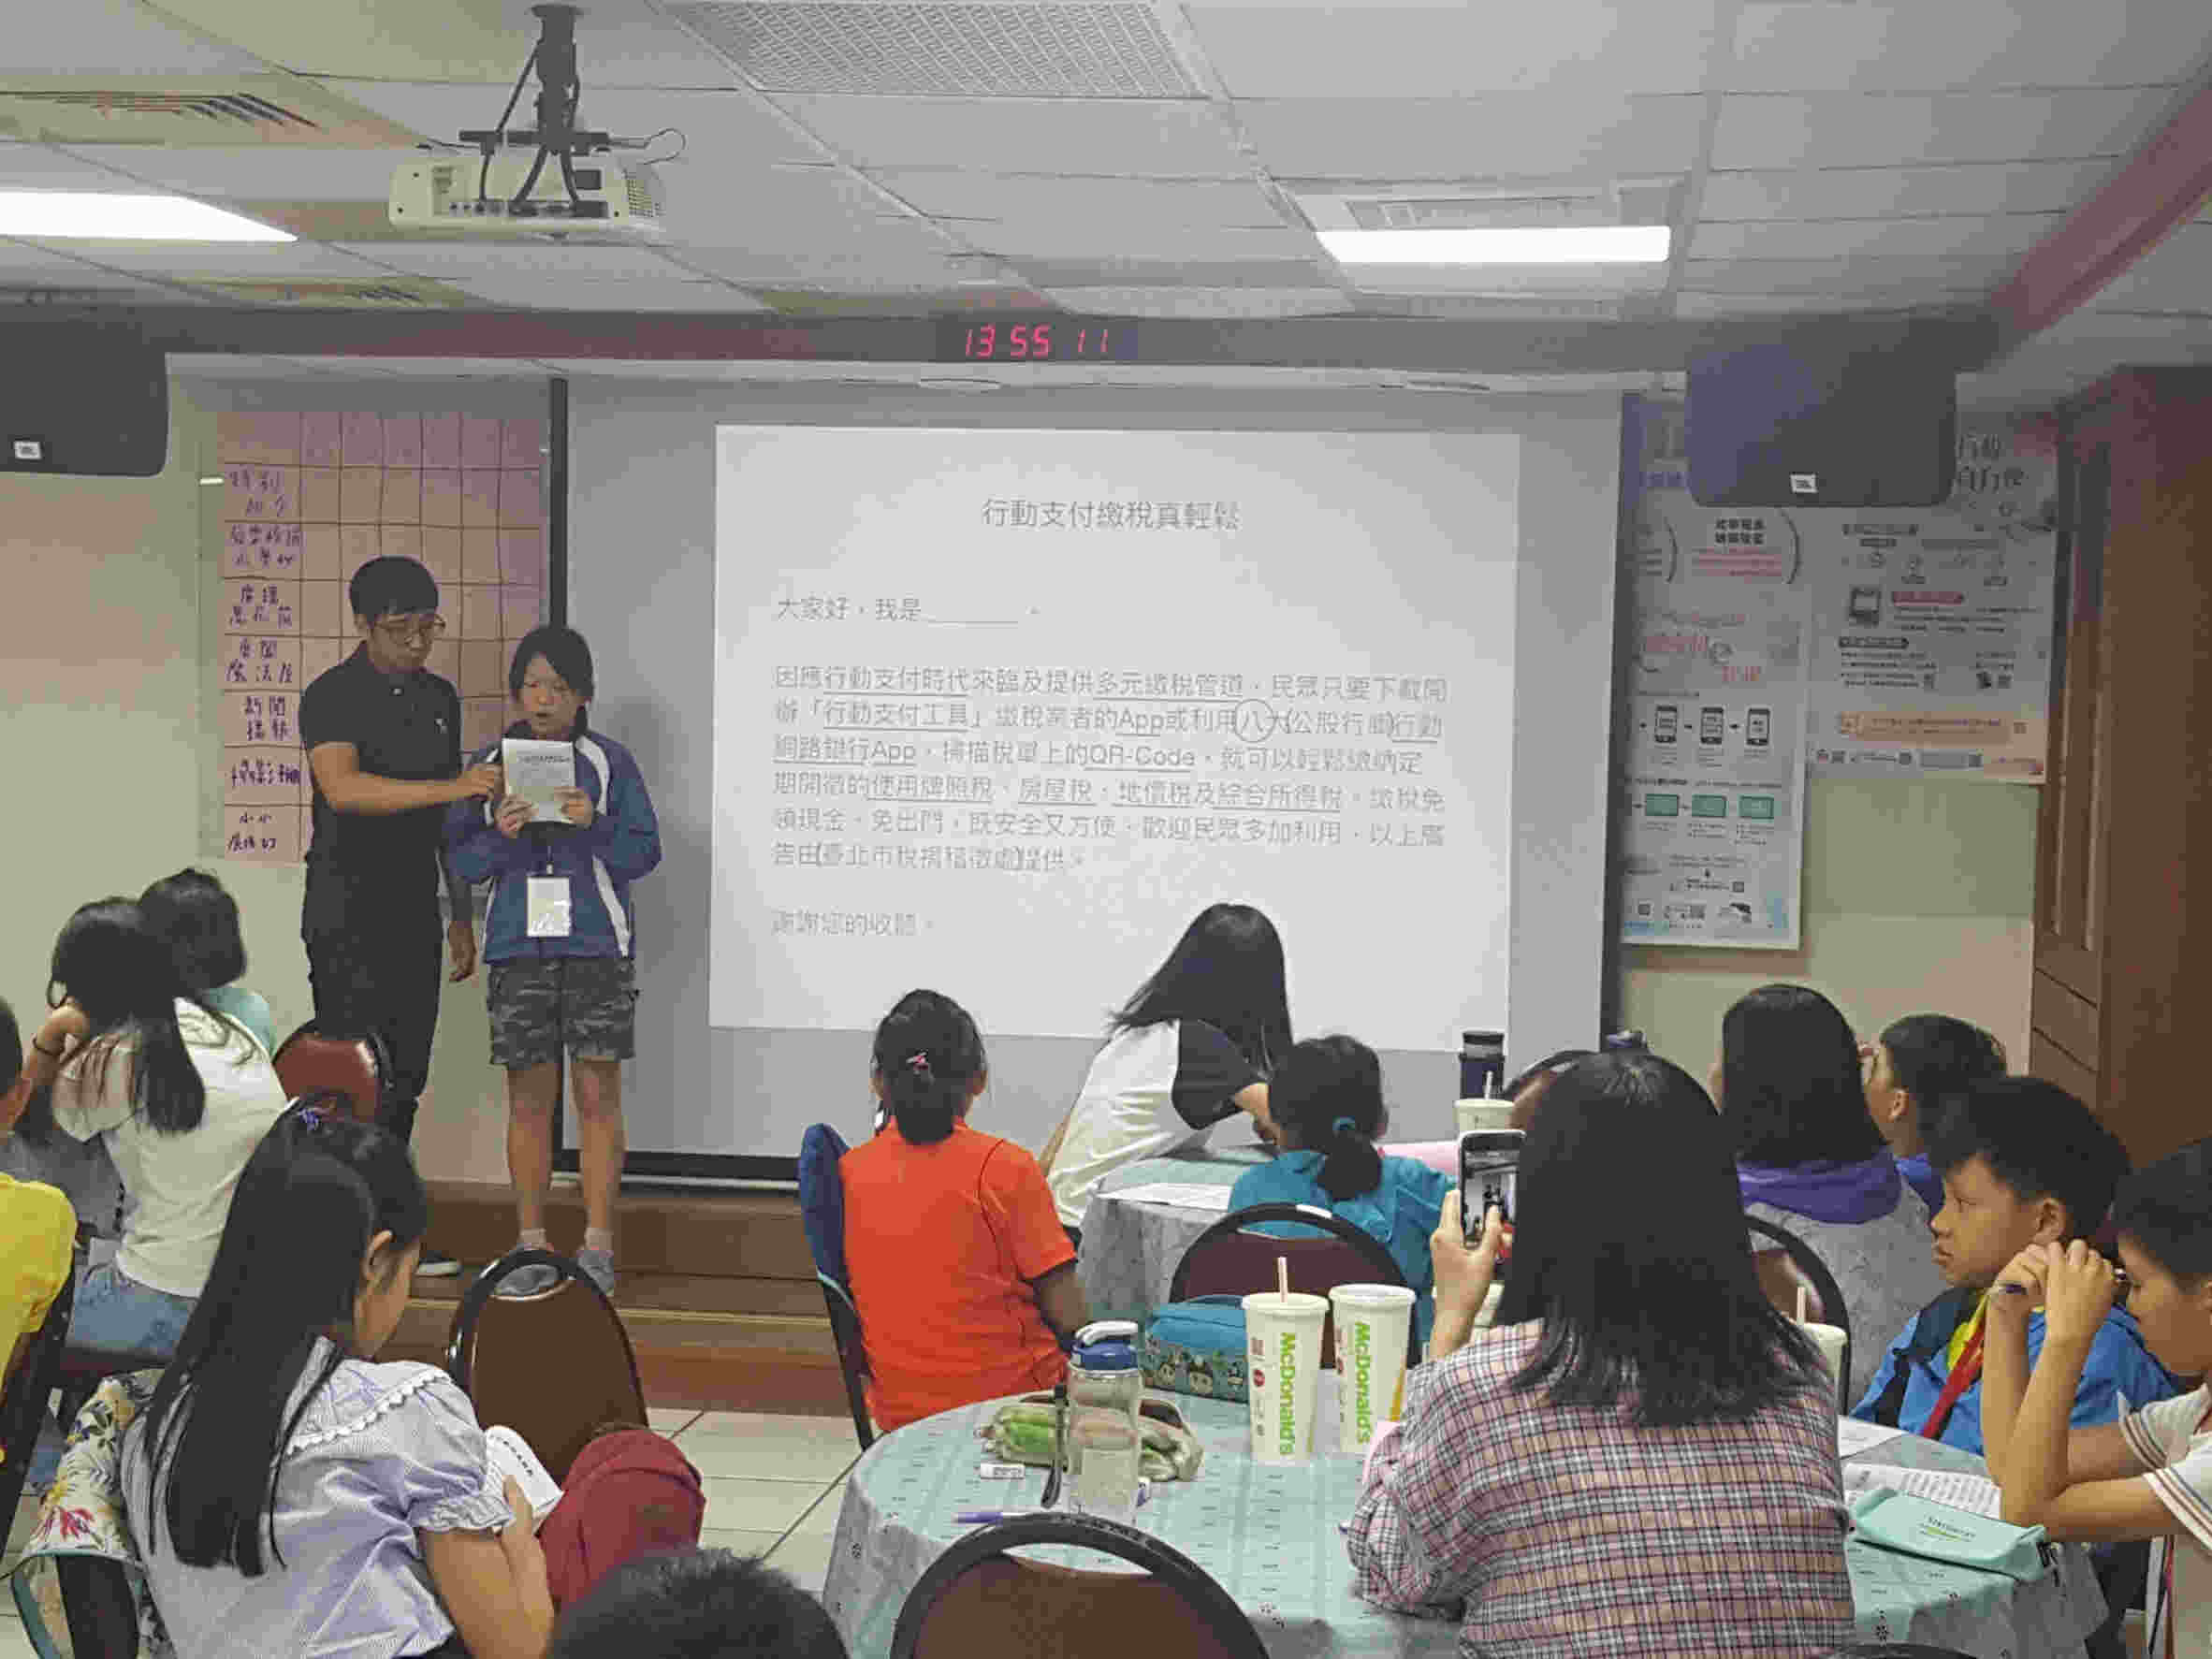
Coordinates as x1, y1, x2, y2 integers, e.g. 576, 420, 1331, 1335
0, 1171, 77, 1464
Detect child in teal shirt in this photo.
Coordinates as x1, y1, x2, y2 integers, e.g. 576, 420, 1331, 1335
1229, 1035, 1451, 1344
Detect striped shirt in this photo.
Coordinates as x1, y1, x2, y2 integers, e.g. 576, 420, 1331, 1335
1346, 1320, 1855, 1658
2120, 1384, 2212, 1658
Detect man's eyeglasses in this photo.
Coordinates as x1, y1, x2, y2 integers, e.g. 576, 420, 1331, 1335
373, 615, 447, 645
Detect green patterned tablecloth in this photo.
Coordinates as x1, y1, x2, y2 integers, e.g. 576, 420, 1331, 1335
822, 1388, 2105, 1659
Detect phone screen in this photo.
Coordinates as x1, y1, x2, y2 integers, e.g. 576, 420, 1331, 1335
1459, 1131, 1523, 1246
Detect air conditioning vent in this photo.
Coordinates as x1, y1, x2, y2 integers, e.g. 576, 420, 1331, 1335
0, 76, 421, 147
665, 2, 1202, 96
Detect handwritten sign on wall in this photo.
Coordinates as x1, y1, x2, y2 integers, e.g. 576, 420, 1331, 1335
213, 410, 547, 866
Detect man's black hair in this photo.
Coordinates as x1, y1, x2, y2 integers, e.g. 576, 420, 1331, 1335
548, 1550, 849, 1659
349, 556, 440, 623
1924, 1076, 2128, 1239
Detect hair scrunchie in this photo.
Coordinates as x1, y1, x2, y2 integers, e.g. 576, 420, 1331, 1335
905, 1052, 933, 1076
1331, 1115, 1359, 1139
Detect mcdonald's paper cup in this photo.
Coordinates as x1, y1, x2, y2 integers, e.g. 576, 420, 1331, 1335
1799, 1321, 1847, 1399
1243, 1291, 1329, 1465
1456, 1099, 1516, 1137
1330, 1284, 1416, 1453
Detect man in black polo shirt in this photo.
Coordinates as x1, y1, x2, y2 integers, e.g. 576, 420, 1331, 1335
300, 557, 500, 1274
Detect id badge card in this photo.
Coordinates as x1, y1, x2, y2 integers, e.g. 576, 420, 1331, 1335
526, 876, 572, 939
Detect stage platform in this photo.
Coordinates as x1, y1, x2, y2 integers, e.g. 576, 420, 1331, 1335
388, 1179, 851, 1417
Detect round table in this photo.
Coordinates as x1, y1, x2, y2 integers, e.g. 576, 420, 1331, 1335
1073, 1147, 1272, 1326
821, 1387, 2107, 1659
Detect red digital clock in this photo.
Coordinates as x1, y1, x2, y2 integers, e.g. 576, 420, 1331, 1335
934, 315, 1137, 363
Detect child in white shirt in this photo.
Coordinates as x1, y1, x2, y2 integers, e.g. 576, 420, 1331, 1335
1984, 1136, 2212, 1656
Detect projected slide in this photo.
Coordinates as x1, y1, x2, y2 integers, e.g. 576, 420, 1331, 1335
710, 428, 1520, 1050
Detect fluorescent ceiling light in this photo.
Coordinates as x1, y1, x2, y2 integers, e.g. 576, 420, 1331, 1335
0, 192, 294, 243
1320, 225, 1670, 266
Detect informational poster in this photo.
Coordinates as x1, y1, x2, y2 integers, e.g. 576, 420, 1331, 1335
1619, 576, 1811, 948
210, 410, 546, 865
1636, 407, 2058, 781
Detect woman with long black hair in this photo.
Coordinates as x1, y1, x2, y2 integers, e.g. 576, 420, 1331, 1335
1, 898, 286, 1361
125, 1108, 552, 1658
1346, 1052, 1855, 1658
1044, 903, 1290, 1231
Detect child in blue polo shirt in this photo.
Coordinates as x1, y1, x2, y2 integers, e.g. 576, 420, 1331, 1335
1853, 1075, 2177, 1451
1228, 1035, 1450, 1345
446, 627, 661, 1301
1862, 1012, 2007, 1218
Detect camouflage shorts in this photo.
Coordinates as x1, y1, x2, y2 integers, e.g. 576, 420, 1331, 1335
488, 956, 637, 1069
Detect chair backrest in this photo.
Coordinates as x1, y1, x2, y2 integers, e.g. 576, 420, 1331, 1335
448, 1249, 648, 1483
1168, 1203, 1416, 1370
820, 1275, 875, 1450
1746, 1215, 1853, 1410
0, 1266, 76, 1522
797, 1123, 851, 1290
891, 1512, 1269, 1659
271, 1024, 388, 1125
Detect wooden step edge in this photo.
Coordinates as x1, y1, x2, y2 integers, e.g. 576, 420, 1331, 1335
403, 1296, 828, 1334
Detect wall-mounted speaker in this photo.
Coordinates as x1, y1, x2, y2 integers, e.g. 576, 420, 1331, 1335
0, 324, 169, 478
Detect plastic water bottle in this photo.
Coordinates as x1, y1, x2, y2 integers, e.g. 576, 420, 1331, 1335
1066, 1321, 1143, 1522
1459, 1030, 1506, 1100
1602, 1030, 1648, 1053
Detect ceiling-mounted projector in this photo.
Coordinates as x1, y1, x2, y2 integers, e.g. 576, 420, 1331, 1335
388, 150, 666, 240
388, 3, 670, 241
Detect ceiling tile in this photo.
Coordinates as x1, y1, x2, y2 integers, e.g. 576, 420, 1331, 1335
448, 273, 768, 311
337, 240, 688, 280
1005, 255, 1334, 288
1185, 0, 1721, 97
1041, 284, 1350, 318
1675, 290, 1987, 318
1683, 254, 2019, 295
668, 240, 1004, 289
1728, 0, 2212, 95
768, 95, 1250, 177
0, 142, 147, 189
24, 240, 397, 280
1236, 95, 1708, 180
946, 220, 1317, 262
56, 145, 415, 201
653, 163, 924, 247
153, 0, 735, 86
2084, 223, 2212, 313
870, 170, 1286, 226
2, 0, 269, 73
1710, 89, 2175, 170
313, 80, 827, 166
1697, 160, 2109, 222
1690, 212, 2061, 261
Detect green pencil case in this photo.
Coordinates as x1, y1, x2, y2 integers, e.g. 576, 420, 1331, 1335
1848, 1487, 2049, 1582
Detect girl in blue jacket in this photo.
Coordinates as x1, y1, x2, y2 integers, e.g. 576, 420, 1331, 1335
1229, 1035, 1451, 1344
445, 627, 661, 1299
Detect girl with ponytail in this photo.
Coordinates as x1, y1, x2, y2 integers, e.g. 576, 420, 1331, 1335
842, 990, 1094, 1430
1227, 1035, 1454, 1344
125, 1107, 556, 1659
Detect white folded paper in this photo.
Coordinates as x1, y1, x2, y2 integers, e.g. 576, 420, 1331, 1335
502, 737, 575, 824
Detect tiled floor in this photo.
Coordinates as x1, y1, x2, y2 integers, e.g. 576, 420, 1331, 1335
0, 1409, 861, 1655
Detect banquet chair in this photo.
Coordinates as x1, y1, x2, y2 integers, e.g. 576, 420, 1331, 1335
271, 1024, 392, 1125
798, 1123, 876, 1449
1168, 1203, 1416, 1370
0, 1262, 75, 1523
449, 1248, 647, 1483
1745, 1215, 1853, 1410
889, 1512, 1268, 1659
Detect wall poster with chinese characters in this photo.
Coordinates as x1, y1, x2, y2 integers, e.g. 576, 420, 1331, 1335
211, 412, 547, 865
711, 427, 1523, 1051
1635, 404, 2059, 782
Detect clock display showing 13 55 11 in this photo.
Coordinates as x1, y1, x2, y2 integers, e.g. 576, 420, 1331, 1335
935, 316, 1138, 363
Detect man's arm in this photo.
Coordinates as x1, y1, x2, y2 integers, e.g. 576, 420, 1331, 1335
310, 744, 496, 815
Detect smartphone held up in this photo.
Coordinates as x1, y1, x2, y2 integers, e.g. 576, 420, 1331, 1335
1459, 1128, 1522, 1254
